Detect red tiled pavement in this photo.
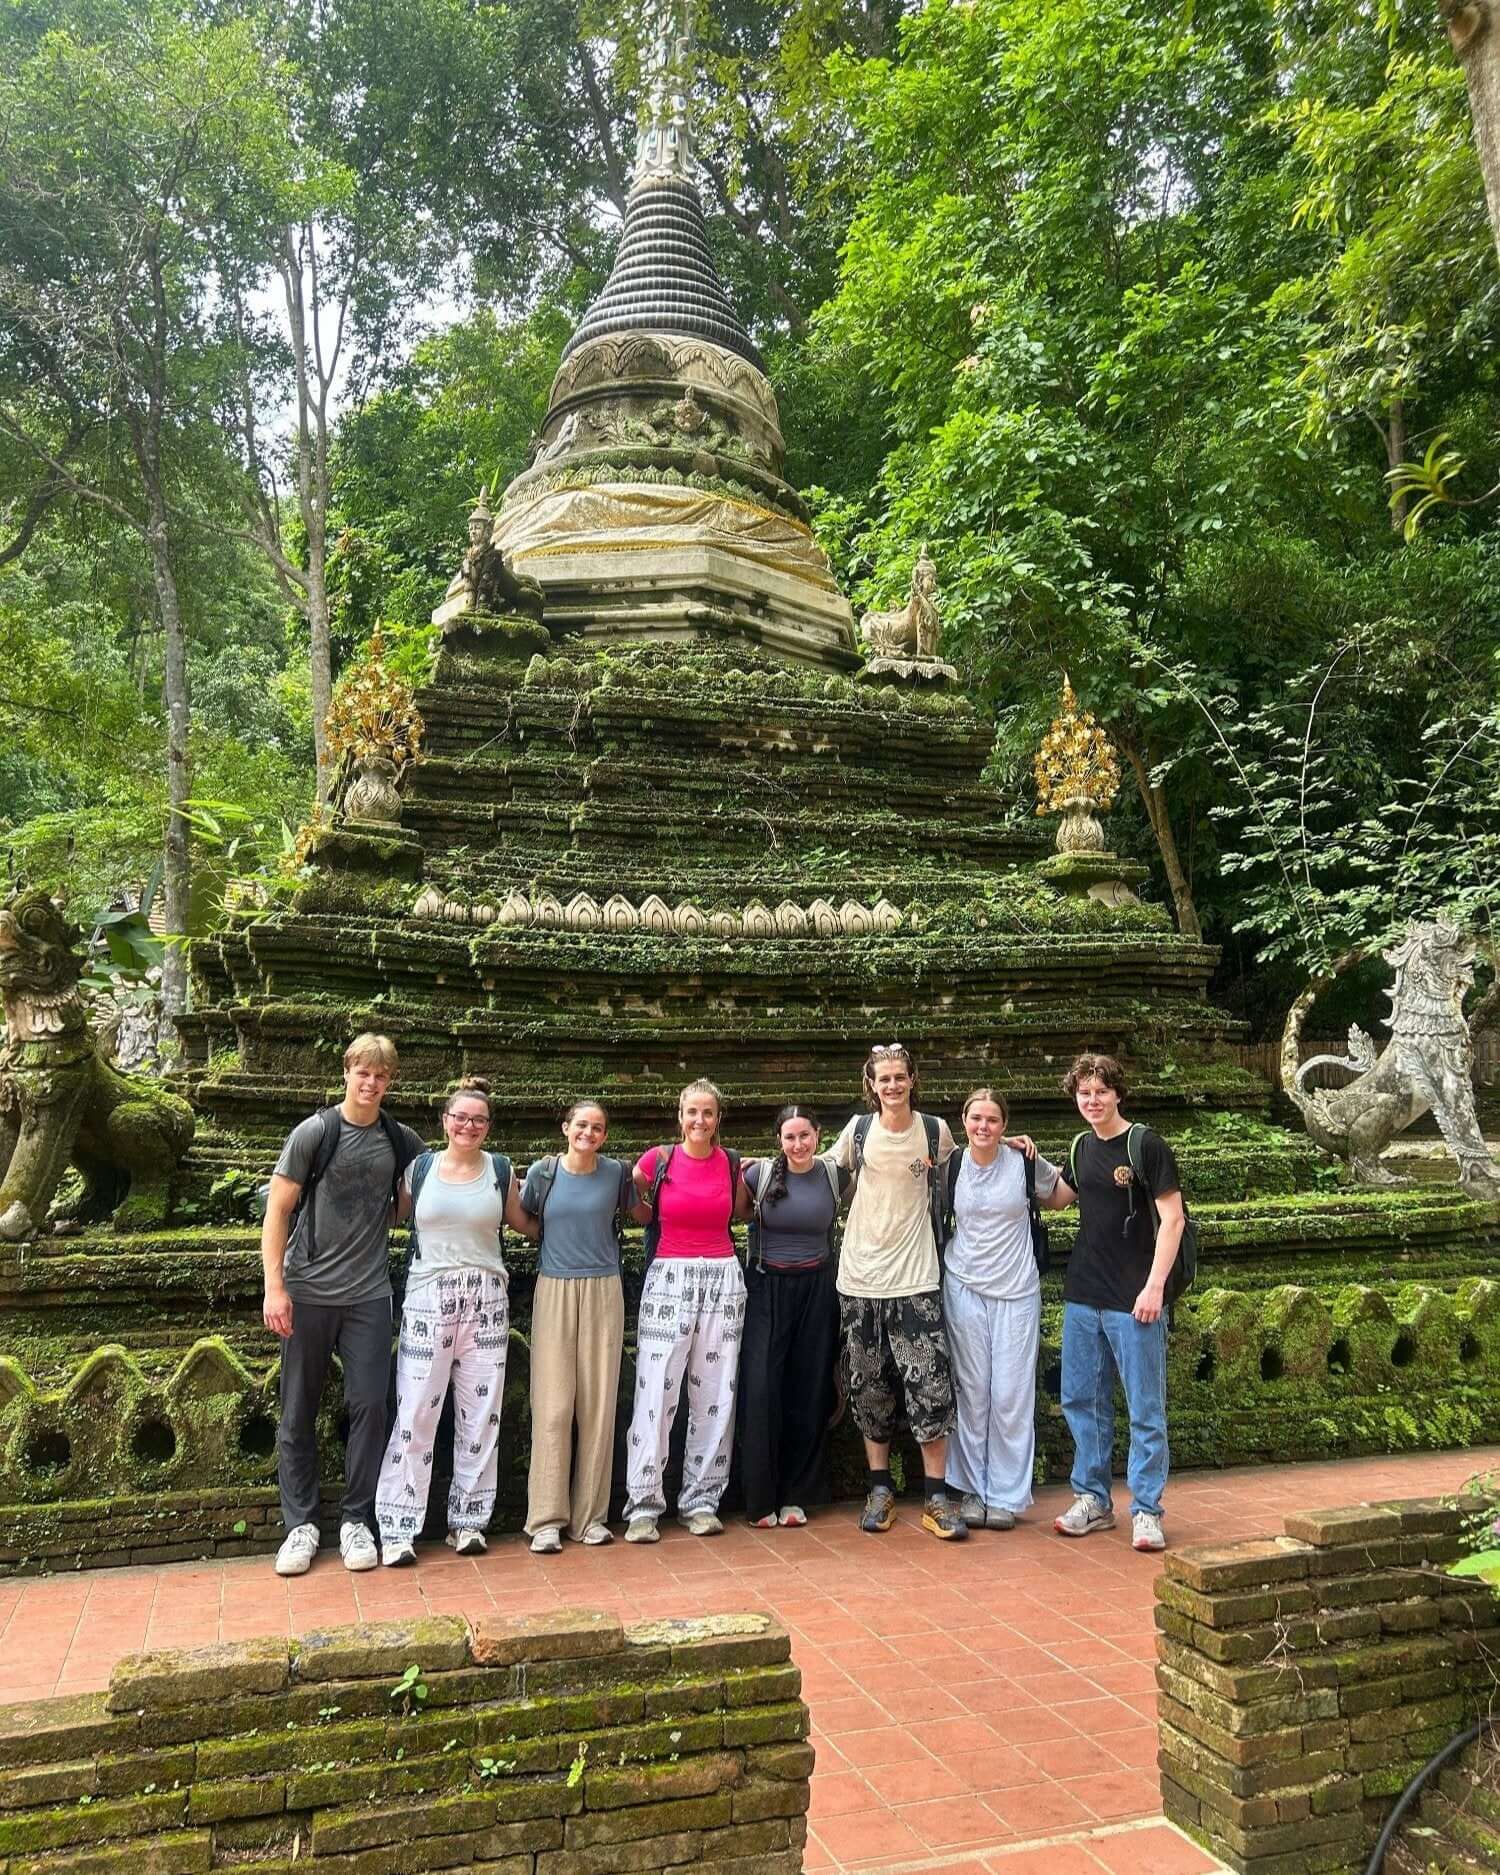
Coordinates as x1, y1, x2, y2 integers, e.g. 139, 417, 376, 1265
1, 1446, 1495, 1873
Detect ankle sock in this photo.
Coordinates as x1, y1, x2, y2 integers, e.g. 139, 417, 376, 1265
867, 1467, 893, 1493
924, 1476, 947, 1502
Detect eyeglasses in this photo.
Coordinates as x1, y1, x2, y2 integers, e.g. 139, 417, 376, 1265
446, 1113, 490, 1131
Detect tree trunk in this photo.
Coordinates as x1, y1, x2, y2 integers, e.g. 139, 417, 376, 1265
1446, 3, 1500, 264
1121, 736, 1203, 941
1386, 397, 1409, 533
143, 497, 192, 1034
280, 227, 335, 808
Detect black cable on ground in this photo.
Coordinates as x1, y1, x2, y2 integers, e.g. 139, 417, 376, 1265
1363, 1720, 1485, 1875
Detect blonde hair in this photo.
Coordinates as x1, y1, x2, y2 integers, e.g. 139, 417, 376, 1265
961, 1086, 1009, 1126
678, 1077, 725, 1146
344, 1033, 398, 1075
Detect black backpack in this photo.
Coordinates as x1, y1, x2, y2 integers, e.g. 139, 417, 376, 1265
287, 1106, 423, 1264
526, 1154, 635, 1253
1069, 1123, 1197, 1305
406, 1149, 512, 1265
939, 1147, 1051, 1274
642, 1143, 743, 1265
851, 1110, 944, 1254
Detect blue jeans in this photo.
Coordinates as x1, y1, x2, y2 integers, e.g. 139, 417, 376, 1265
1060, 1302, 1168, 1518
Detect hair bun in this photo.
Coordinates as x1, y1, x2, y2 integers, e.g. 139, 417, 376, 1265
456, 1075, 491, 1096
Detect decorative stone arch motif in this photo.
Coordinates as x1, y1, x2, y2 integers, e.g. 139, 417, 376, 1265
411, 886, 904, 937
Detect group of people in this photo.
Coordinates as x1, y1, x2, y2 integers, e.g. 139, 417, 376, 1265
259, 1034, 1185, 1577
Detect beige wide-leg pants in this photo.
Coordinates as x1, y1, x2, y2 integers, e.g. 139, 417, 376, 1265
525, 1274, 625, 1540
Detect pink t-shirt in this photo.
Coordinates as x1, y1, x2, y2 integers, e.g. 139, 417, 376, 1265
637, 1145, 736, 1259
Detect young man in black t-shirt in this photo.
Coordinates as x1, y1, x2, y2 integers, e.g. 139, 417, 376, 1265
1046, 1053, 1185, 1553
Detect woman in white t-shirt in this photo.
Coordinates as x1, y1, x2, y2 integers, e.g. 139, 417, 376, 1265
829, 1044, 966, 1542
941, 1088, 1060, 1531
374, 1077, 534, 1567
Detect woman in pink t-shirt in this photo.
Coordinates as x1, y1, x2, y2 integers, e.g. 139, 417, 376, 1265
622, 1078, 751, 1542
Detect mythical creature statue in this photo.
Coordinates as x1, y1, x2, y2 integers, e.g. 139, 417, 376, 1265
0, 890, 194, 1239
860, 546, 942, 660
1281, 918, 1500, 1200
436, 488, 545, 629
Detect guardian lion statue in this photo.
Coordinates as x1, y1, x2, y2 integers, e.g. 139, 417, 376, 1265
860, 546, 942, 659
1281, 918, 1500, 1200
0, 890, 194, 1239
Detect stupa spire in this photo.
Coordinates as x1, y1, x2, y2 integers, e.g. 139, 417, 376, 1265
634, 0, 695, 186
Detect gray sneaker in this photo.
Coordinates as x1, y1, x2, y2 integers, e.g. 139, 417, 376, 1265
985, 1506, 1016, 1531
529, 1527, 562, 1554
958, 1493, 986, 1529
680, 1509, 723, 1537
1053, 1493, 1115, 1538
274, 1522, 320, 1577
624, 1516, 659, 1544
1132, 1511, 1166, 1552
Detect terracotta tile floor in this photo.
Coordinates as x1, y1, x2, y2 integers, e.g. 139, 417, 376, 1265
1, 1446, 1495, 1873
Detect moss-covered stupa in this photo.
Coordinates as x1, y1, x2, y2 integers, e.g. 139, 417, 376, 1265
0, 10, 1495, 1574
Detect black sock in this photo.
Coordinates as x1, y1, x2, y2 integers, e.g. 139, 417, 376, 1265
867, 1467, 893, 1493
924, 1475, 947, 1502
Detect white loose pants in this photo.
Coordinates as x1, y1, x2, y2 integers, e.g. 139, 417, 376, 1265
376, 1268, 508, 1547
942, 1272, 1040, 1513
624, 1256, 746, 1521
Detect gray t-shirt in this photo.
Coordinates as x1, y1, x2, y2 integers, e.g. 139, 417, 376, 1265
521, 1158, 625, 1280
274, 1112, 425, 1306
945, 1149, 1060, 1301
745, 1158, 850, 1270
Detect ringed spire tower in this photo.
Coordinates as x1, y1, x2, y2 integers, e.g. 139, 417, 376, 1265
477, 0, 858, 669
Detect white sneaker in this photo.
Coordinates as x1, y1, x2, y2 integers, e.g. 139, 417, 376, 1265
339, 1521, 378, 1572
680, 1509, 723, 1537
580, 1523, 613, 1545
530, 1527, 562, 1554
274, 1522, 320, 1577
1053, 1493, 1115, 1538
1132, 1511, 1167, 1552
624, 1516, 659, 1544
381, 1541, 416, 1568
958, 1493, 986, 1530
447, 1529, 486, 1556
778, 1505, 808, 1527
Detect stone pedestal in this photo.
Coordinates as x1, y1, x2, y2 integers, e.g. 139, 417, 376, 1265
433, 610, 552, 688
857, 653, 957, 686
1037, 850, 1147, 907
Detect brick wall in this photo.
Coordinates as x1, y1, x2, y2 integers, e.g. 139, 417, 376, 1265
0, 1607, 811, 1873
1156, 1495, 1500, 1874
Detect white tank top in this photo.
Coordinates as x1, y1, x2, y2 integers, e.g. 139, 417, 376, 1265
407, 1158, 506, 1280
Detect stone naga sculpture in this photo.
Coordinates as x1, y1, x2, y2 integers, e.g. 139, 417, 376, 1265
860, 546, 941, 659
1281, 918, 1500, 1200
0, 890, 194, 1239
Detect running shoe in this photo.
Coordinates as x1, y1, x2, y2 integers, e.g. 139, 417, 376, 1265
1054, 1493, 1115, 1538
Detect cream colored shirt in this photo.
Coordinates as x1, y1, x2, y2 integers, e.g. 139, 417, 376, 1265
832, 1111, 957, 1299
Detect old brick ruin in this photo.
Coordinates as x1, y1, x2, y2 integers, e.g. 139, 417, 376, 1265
0, 1607, 810, 1873
1156, 1494, 1500, 1873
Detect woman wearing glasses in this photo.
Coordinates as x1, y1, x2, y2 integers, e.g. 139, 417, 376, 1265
829, 1045, 966, 1541
375, 1077, 534, 1566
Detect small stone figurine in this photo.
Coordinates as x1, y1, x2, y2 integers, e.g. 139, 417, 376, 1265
858, 547, 957, 683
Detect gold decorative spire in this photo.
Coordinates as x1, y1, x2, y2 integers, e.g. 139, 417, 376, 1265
1034, 674, 1119, 830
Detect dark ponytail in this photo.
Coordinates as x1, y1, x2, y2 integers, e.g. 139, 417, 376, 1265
765, 1104, 819, 1207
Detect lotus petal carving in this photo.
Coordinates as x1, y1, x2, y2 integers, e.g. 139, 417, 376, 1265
709, 911, 739, 937
741, 899, 775, 937
602, 894, 638, 931
808, 898, 840, 937
638, 894, 672, 933
870, 897, 902, 931
496, 890, 533, 927
532, 892, 564, 929
566, 892, 601, 930
840, 900, 873, 935
774, 901, 808, 934
473, 903, 496, 926
672, 901, 707, 935
413, 887, 445, 920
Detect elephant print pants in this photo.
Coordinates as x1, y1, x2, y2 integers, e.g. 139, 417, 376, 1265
624, 1255, 746, 1522
376, 1268, 508, 1549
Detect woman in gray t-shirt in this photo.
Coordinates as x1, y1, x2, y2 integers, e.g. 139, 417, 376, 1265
942, 1088, 1059, 1531
519, 1100, 638, 1553
740, 1105, 850, 1529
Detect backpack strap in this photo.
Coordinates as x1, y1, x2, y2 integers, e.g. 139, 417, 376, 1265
292, 1106, 344, 1263
1068, 1130, 1089, 1187
405, 1149, 437, 1262
938, 1147, 963, 1250
529, 1153, 560, 1245
724, 1148, 742, 1253
377, 1109, 422, 1201
641, 1144, 675, 1264
488, 1151, 513, 1211
919, 1111, 944, 1252
851, 1111, 875, 1173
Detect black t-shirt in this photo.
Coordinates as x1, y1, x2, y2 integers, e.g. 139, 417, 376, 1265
1063, 1126, 1181, 1314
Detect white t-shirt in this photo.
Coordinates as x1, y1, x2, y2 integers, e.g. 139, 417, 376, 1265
831, 1111, 956, 1299
945, 1150, 1060, 1301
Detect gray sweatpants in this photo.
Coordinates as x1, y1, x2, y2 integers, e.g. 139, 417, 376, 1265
277, 1295, 393, 1531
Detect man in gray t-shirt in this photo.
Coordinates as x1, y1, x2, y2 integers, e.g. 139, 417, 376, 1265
261, 1034, 423, 1578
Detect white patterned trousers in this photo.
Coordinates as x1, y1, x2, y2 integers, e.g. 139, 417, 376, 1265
376, 1268, 508, 1547
942, 1273, 1040, 1514
624, 1255, 746, 1521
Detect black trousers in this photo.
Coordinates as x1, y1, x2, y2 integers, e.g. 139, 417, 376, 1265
277, 1295, 393, 1531
738, 1260, 839, 1521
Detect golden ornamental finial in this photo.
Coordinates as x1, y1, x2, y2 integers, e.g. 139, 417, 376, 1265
1033, 673, 1119, 819
325, 628, 425, 770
